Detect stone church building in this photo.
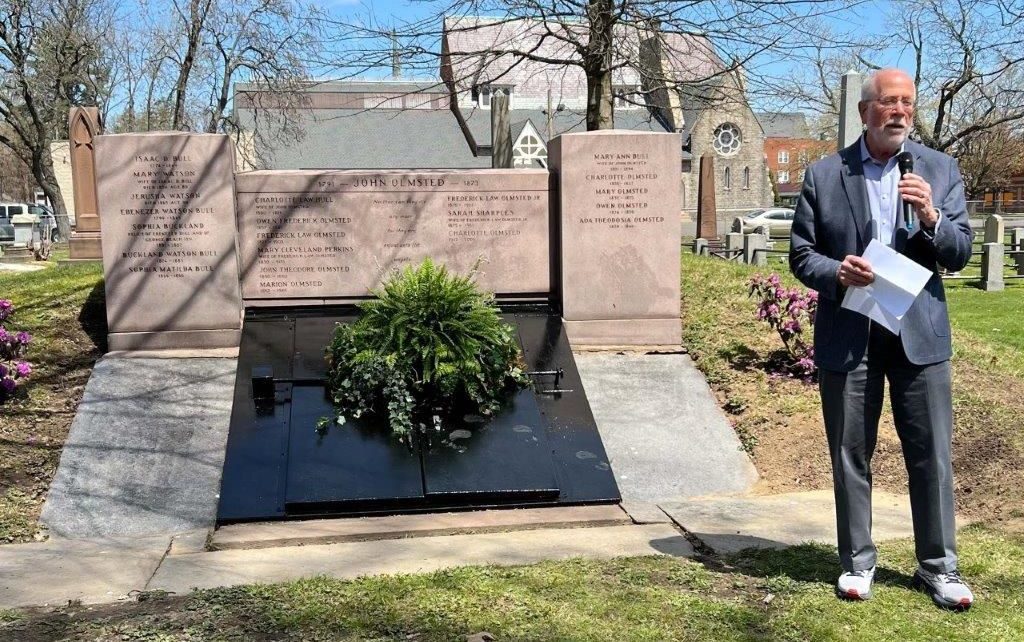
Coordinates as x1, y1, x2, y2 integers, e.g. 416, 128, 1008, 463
235, 16, 772, 226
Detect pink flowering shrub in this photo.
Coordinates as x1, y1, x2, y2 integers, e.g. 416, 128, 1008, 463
0, 299, 33, 401
748, 274, 818, 380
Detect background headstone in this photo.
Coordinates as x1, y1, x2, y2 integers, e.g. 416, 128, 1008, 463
984, 214, 1004, 244
550, 130, 681, 346
96, 133, 243, 350
981, 242, 1004, 291
726, 232, 743, 256
838, 70, 862, 150
696, 153, 717, 240
744, 232, 767, 266
1011, 228, 1024, 275
67, 107, 104, 261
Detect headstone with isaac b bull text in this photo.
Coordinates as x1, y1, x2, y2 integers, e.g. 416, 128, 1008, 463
95, 133, 243, 350
549, 131, 681, 346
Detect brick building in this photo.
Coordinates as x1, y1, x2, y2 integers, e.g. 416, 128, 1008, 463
757, 112, 832, 206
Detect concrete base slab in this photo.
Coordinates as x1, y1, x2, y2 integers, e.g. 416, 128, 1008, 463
105, 347, 240, 359
40, 357, 237, 539
107, 328, 241, 351
0, 535, 170, 608
211, 505, 631, 551
660, 490, 915, 555
0, 261, 46, 272
575, 353, 758, 503
564, 318, 681, 347
619, 500, 673, 524
149, 523, 692, 596
169, 529, 211, 556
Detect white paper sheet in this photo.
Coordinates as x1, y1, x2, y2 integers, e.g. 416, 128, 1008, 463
840, 240, 932, 334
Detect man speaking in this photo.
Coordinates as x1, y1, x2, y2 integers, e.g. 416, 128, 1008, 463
789, 68, 975, 609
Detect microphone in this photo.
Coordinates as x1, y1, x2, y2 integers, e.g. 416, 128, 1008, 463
897, 151, 914, 230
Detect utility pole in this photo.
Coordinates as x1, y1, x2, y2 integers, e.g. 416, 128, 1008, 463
546, 89, 554, 141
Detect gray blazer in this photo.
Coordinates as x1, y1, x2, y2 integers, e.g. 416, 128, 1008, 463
789, 138, 973, 372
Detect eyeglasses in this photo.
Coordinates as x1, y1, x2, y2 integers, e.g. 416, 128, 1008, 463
872, 96, 915, 109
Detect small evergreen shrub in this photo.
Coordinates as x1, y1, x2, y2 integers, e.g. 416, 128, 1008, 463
325, 259, 529, 440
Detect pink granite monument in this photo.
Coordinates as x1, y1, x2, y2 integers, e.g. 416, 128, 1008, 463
235, 169, 550, 302
95, 133, 243, 350
67, 107, 104, 260
549, 131, 682, 346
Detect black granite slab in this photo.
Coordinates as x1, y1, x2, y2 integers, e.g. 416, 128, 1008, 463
420, 388, 560, 503
216, 304, 619, 523
217, 319, 297, 522
514, 311, 621, 505
285, 385, 425, 514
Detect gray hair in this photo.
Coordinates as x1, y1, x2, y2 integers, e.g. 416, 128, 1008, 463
860, 74, 876, 102
860, 68, 914, 102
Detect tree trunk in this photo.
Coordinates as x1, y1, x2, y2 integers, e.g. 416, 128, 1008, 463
172, 0, 211, 130
30, 145, 71, 239
585, 0, 615, 131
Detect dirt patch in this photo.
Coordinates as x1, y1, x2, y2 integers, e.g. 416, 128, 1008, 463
0, 270, 105, 543
699, 341, 1024, 525
0, 593, 284, 642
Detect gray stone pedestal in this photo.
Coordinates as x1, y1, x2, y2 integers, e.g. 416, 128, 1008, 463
744, 233, 767, 266
981, 242, 1004, 291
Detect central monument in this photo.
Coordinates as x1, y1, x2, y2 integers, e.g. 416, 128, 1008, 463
91, 129, 683, 522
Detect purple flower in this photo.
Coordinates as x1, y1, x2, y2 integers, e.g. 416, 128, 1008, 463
15, 362, 31, 378
0, 300, 12, 321
1, 377, 15, 393
15, 331, 30, 345
0, 327, 8, 343
0, 364, 6, 378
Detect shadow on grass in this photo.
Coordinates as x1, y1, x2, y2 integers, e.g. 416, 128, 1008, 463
717, 343, 817, 384
78, 279, 107, 353
717, 341, 761, 373
716, 541, 915, 591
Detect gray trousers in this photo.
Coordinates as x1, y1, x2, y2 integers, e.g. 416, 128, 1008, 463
818, 324, 958, 573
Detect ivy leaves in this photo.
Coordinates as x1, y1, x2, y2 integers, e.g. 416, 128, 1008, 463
324, 259, 529, 439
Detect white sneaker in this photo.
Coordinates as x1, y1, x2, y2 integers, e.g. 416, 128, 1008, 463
913, 568, 974, 610
836, 566, 875, 600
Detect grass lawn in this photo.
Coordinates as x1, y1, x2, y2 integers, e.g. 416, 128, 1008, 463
678, 252, 1024, 524
0, 259, 105, 542
1, 248, 1023, 639
2, 526, 1022, 641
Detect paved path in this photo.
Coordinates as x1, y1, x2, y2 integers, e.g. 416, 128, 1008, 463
40, 356, 235, 538
575, 352, 758, 503
0, 510, 690, 608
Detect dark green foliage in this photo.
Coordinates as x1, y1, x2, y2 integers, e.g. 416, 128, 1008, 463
325, 259, 529, 439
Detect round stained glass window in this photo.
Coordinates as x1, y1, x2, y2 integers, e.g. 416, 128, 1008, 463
713, 123, 742, 156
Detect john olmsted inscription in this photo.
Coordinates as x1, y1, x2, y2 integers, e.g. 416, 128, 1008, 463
550, 131, 681, 346
95, 132, 242, 349
235, 169, 549, 300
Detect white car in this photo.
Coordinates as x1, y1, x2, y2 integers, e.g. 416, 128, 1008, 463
738, 208, 795, 234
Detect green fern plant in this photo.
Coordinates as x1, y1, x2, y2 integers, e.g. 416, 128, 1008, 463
324, 258, 530, 440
